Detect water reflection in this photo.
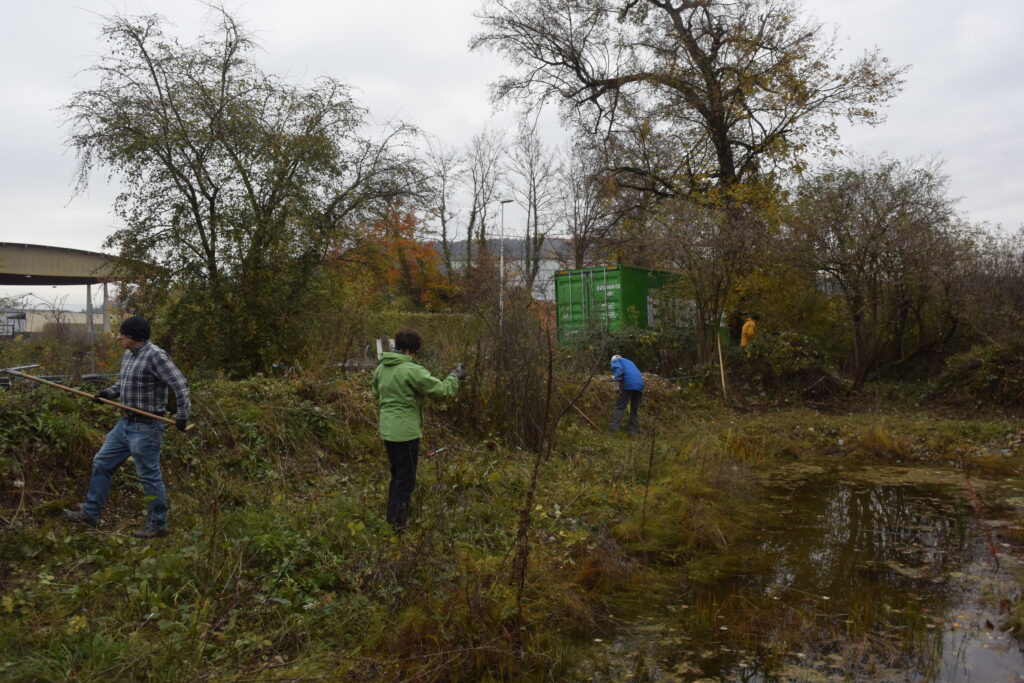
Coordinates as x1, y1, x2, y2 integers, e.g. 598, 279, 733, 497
758, 482, 972, 599
582, 466, 1024, 682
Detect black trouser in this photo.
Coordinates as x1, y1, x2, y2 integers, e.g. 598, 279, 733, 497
610, 389, 642, 434
384, 439, 420, 528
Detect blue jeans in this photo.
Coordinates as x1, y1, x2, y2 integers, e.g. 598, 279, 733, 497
83, 418, 168, 530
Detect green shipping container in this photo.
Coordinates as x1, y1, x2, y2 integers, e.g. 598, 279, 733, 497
555, 265, 673, 343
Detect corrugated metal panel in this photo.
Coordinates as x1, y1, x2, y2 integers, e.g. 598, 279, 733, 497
555, 265, 674, 342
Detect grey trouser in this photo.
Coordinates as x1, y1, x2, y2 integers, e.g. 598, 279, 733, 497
610, 389, 642, 435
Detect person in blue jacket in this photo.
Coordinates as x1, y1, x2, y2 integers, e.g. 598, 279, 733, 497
609, 354, 644, 435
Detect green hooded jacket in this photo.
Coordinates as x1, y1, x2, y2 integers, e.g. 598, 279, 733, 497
371, 352, 460, 442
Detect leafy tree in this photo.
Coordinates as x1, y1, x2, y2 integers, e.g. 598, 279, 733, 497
475, 0, 904, 191
65, 8, 424, 375
474, 0, 905, 363
361, 209, 458, 308
729, 254, 843, 360
789, 158, 970, 387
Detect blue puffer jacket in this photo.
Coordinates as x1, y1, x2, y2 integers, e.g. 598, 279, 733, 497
611, 356, 644, 391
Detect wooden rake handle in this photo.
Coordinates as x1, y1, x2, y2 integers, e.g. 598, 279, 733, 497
2, 369, 194, 431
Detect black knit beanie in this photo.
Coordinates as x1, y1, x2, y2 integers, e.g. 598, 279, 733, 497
119, 316, 151, 342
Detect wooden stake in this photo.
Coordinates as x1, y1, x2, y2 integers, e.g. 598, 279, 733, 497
573, 403, 599, 429
716, 327, 728, 400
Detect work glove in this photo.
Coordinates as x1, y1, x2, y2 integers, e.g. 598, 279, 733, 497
448, 364, 468, 380
94, 389, 114, 404
175, 418, 188, 432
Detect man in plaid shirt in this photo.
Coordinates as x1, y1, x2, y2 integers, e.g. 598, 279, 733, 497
63, 316, 190, 538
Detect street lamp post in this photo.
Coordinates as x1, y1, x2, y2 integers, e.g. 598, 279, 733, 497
498, 198, 513, 329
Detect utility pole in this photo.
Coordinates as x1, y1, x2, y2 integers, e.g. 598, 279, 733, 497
498, 198, 513, 330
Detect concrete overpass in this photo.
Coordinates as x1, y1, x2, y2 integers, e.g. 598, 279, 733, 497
0, 242, 116, 286
0, 242, 119, 337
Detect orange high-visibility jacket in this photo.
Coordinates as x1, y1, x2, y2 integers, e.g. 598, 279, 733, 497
740, 319, 757, 347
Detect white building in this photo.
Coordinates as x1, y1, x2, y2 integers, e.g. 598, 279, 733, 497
1, 308, 112, 338
436, 237, 578, 302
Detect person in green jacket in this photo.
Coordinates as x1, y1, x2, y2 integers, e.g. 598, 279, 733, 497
371, 328, 466, 530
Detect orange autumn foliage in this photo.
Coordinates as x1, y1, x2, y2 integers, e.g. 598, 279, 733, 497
349, 209, 459, 308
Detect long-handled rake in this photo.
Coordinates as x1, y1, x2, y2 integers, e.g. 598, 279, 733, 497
1, 364, 194, 431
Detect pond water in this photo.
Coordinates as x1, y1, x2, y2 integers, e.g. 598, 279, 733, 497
579, 463, 1024, 682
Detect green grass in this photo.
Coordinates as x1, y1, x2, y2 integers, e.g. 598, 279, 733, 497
1, 375, 1022, 679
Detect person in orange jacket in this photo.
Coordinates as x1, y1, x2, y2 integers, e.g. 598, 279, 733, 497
741, 313, 760, 348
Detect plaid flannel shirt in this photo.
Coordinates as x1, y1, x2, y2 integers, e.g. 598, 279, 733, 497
105, 341, 190, 419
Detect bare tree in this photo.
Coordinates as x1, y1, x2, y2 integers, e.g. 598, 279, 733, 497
634, 197, 770, 362
558, 142, 622, 268
507, 120, 560, 293
462, 128, 507, 269
957, 227, 1024, 345
424, 139, 464, 281
29, 294, 74, 343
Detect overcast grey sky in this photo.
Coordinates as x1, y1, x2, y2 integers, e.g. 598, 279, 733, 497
2, 0, 1022, 307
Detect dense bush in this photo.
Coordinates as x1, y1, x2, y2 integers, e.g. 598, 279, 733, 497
932, 343, 1024, 410
0, 332, 123, 378
736, 331, 847, 402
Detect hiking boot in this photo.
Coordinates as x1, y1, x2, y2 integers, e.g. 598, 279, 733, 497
132, 526, 168, 539
62, 508, 98, 528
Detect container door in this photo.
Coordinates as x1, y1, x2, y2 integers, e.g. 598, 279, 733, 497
593, 269, 621, 330
556, 271, 588, 342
